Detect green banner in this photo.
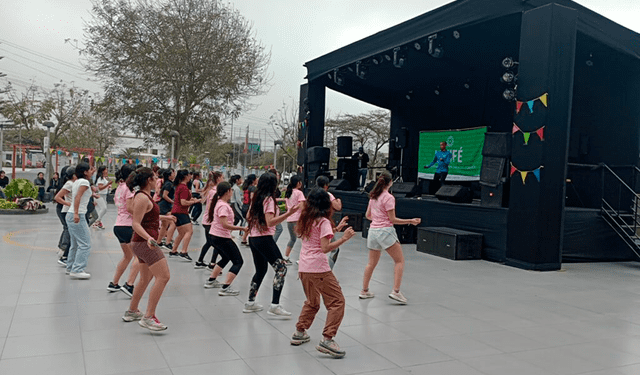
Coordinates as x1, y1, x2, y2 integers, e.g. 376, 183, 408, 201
418, 127, 487, 181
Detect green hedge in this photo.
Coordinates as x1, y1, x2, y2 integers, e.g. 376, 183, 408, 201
3, 179, 38, 200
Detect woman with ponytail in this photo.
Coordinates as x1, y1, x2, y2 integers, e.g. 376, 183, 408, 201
360, 171, 421, 304
283, 175, 305, 265
169, 169, 200, 261
195, 171, 223, 269
203, 182, 248, 295
53, 166, 76, 266
122, 167, 176, 331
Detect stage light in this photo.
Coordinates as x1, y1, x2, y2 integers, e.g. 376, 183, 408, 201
384, 54, 392, 61
464, 81, 470, 89
393, 47, 405, 68
405, 90, 413, 100
502, 57, 518, 69
453, 30, 460, 39
356, 60, 367, 79
414, 42, 421, 50
372, 56, 382, 65
428, 34, 443, 58
586, 53, 594, 67
333, 69, 344, 86
435, 86, 441, 96
501, 71, 516, 84
503, 88, 516, 101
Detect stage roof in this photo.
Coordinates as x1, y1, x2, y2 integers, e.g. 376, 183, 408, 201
305, 0, 640, 85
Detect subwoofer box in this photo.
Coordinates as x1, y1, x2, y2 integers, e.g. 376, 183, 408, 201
417, 227, 482, 260
332, 211, 363, 232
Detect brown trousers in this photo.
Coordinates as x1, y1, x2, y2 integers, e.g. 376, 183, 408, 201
295, 271, 345, 339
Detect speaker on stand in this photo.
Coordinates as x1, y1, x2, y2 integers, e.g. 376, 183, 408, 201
480, 132, 511, 207
393, 128, 408, 182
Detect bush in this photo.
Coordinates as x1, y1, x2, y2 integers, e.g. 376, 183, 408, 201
0, 199, 19, 209
3, 179, 38, 200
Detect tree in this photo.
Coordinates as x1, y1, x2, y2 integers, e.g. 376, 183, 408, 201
83, 0, 270, 158
0, 83, 53, 147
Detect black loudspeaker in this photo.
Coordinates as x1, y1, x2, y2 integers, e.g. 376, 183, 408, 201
395, 127, 408, 149
364, 181, 376, 193
332, 211, 363, 231
337, 158, 358, 189
481, 183, 509, 207
419, 179, 430, 195
435, 185, 473, 203
480, 157, 506, 187
391, 182, 419, 198
328, 179, 351, 191
417, 227, 482, 260
297, 148, 305, 166
307, 146, 330, 164
337, 136, 353, 157
395, 225, 417, 244
482, 132, 511, 157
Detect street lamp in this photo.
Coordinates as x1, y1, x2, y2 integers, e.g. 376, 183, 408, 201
43, 121, 55, 187
169, 130, 179, 168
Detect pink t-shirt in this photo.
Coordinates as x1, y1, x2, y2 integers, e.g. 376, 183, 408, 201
298, 218, 333, 273
153, 178, 163, 202
114, 183, 135, 226
209, 199, 234, 238
368, 190, 395, 228
201, 188, 216, 225
286, 189, 306, 222
249, 197, 277, 237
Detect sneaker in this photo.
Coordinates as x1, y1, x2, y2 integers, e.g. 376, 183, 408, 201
122, 309, 143, 322
389, 290, 407, 304
70, 271, 91, 279
241, 241, 249, 246
57, 257, 67, 266
179, 253, 192, 262
317, 339, 346, 358
203, 279, 222, 288
243, 302, 264, 313
166, 243, 174, 251
218, 286, 240, 296
192, 220, 200, 225
121, 283, 134, 298
139, 315, 167, 331
107, 282, 121, 292
168, 251, 179, 258
207, 263, 215, 270
267, 304, 292, 317
290, 330, 310, 346
359, 290, 375, 299
283, 258, 293, 266
97, 221, 105, 230
65, 270, 70, 275
194, 261, 207, 269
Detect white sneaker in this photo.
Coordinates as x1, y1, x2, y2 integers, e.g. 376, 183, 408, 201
204, 279, 222, 288
138, 315, 167, 331
218, 286, 240, 296
389, 290, 407, 304
359, 290, 375, 299
267, 304, 292, 317
243, 302, 264, 313
70, 271, 91, 279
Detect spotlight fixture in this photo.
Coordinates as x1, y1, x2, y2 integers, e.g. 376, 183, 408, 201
502, 57, 519, 69
503, 88, 517, 101
428, 34, 443, 58
414, 42, 421, 50
393, 47, 405, 68
333, 69, 344, 86
464, 81, 470, 89
434, 86, 441, 96
501, 71, 516, 84
356, 60, 367, 79
384, 54, 392, 61
586, 53, 594, 67
405, 90, 413, 100
372, 56, 382, 65
453, 30, 460, 39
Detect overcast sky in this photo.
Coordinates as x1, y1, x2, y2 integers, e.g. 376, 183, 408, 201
1, 0, 638, 149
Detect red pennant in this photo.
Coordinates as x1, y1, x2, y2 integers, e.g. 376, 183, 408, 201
536, 127, 545, 141
516, 101, 523, 114
512, 123, 520, 134
510, 165, 517, 176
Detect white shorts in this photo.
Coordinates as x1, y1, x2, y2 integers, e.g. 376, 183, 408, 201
367, 226, 399, 251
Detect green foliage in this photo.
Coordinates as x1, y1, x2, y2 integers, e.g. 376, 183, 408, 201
3, 179, 38, 200
0, 199, 19, 209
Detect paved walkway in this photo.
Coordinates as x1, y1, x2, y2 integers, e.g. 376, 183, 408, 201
2, 208, 640, 375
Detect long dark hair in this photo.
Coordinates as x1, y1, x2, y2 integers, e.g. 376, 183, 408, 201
57, 166, 74, 194
161, 168, 173, 181
285, 175, 303, 199
369, 171, 392, 200
97, 166, 107, 179
242, 174, 257, 191
117, 164, 136, 183
296, 188, 332, 240
174, 169, 190, 186
206, 181, 232, 223
248, 172, 278, 233
126, 167, 154, 192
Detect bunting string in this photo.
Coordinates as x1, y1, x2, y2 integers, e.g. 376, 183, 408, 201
510, 163, 544, 184
516, 93, 549, 114
512, 123, 545, 145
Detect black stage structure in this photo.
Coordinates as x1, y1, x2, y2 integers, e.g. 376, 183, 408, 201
298, 0, 640, 270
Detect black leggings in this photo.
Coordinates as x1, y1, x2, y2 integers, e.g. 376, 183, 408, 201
190, 193, 202, 221
248, 235, 287, 304
198, 225, 220, 264
210, 236, 243, 275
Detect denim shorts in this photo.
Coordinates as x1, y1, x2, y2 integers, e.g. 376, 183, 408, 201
366, 226, 399, 250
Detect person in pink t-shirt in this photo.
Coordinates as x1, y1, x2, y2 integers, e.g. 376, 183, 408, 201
108, 164, 140, 297
283, 175, 306, 265
244, 172, 301, 316
202, 182, 248, 295
195, 171, 223, 269
290, 188, 355, 358
360, 171, 421, 305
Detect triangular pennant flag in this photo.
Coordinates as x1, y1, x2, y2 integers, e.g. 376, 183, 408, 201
108, 158, 112, 163
533, 168, 541, 182
527, 100, 535, 113
536, 127, 545, 141
516, 101, 523, 114
49, 148, 54, 154
512, 123, 520, 134
539, 93, 548, 107
123, 158, 127, 164
65, 151, 70, 156
520, 171, 528, 184
135, 159, 139, 164
510, 165, 517, 176
523, 132, 531, 145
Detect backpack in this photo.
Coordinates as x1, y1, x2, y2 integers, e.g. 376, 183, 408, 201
243, 189, 250, 205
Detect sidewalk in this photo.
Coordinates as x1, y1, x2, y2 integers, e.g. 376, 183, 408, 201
2, 208, 640, 374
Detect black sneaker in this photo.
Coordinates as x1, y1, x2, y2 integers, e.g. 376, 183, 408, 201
121, 283, 134, 298
179, 253, 192, 262
107, 282, 121, 292
207, 263, 215, 270
194, 261, 207, 269
168, 251, 179, 258
57, 257, 67, 266
166, 243, 173, 250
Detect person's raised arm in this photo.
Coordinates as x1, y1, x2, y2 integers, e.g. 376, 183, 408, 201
386, 209, 421, 226
425, 154, 437, 169
54, 188, 71, 206
265, 202, 301, 227
331, 198, 342, 212
321, 227, 355, 253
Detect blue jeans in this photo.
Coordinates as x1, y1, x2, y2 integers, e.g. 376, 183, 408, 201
66, 213, 92, 273
358, 168, 368, 188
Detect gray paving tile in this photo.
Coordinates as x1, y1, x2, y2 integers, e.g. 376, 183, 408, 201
2, 331, 82, 359
172, 359, 256, 375
367, 339, 452, 367
156, 337, 239, 367
244, 352, 335, 375
8, 315, 79, 337
404, 360, 486, 375
84, 344, 168, 375
421, 334, 503, 359
314, 345, 399, 375
0, 352, 85, 375
511, 347, 605, 375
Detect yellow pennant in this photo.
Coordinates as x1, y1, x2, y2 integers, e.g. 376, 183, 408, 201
539, 93, 548, 107
520, 171, 528, 184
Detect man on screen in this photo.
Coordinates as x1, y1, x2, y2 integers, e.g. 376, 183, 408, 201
424, 141, 452, 193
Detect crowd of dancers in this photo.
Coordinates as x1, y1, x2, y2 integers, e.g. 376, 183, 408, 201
52, 162, 421, 358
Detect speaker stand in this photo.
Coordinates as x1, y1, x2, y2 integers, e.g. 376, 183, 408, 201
394, 148, 404, 183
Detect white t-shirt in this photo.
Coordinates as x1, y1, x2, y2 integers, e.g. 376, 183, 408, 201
68, 179, 92, 215
60, 180, 74, 213
97, 177, 109, 196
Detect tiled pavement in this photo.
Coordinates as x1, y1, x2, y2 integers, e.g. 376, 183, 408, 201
2, 208, 640, 374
